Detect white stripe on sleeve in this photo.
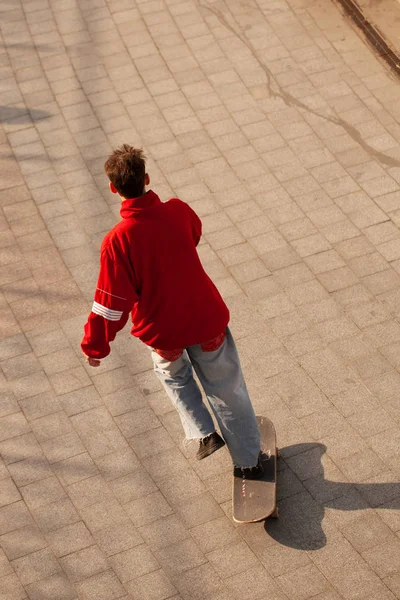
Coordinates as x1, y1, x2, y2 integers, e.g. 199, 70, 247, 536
92, 301, 123, 321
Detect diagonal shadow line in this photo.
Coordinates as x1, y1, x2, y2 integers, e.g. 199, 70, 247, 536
1, 153, 50, 162
0, 450, 104, 481
264, 442, 400, 550
3, 285, 89, 303
0, 106, 51, 124
0, 42, 58, 52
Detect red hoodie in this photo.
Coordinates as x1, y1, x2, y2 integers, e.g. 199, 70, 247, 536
81, 190, 230, 359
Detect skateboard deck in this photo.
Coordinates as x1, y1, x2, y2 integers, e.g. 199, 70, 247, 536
232, 415, 278, 524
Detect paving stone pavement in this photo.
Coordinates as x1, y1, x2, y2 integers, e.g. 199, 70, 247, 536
1, 0, 400, 598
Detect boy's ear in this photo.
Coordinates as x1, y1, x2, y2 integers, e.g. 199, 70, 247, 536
145, 173, 150, 186
109, 181, 117, 194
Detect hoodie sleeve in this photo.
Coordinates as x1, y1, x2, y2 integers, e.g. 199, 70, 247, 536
81, 239, 138, 359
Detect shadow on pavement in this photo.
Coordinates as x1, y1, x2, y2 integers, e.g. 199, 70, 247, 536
0, 106, 51, 124
265, 443, 400, 550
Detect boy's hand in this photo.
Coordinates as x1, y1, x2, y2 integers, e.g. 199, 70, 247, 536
83, 354, 101, 367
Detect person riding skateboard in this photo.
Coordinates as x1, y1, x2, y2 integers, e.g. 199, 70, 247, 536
81, 144, 263, 479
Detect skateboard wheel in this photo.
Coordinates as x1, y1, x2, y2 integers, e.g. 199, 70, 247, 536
271, 507, 279, 518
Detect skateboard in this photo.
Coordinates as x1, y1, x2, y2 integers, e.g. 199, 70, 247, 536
232, 415, 279, 524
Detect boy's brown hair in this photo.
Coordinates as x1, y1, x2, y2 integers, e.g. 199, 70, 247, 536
104, 144, 146, 199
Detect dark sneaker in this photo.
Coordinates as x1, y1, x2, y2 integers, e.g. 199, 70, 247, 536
197, 432, 225, 460
234, 452, 264, 480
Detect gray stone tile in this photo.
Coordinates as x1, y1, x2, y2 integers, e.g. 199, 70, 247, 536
75, 569, 126, 600
32, 497, 80, 534
19, 390, 62, 422
157, 469, 206, 506
129, 426, 175, 460
365, 222, 400, 246
102, 386, 147, 416
364, 319, 400, 347
0, 333, 31, 361
363, 269, 400, 295
155, 538, 206, 576
78, 498, 129, 533
109, 470, 158, 505
0, 572, 27, 600
109, 543, 159, 583
1, 524, 48, 560
9, 372, 51, 404
284, 328, 326, 357
70, 404, 124, 436
206, 541, 259, 580
337, 448, 389, 483
262, 245, 302, 273
94, 448, 141, 481
39, 348, 81, 376
52, 452, 99, 486
66, 462, 113, 504
330, 384, 379, 417
318, 266, 359, 292
322, 219, 360, 244
230, 258, 269, 284
174, 562, 222, 600
124, 568, 177, 600
190, 516, 240, 554
367, 371, 400, 405
299, 348, 358, 397
0, 547, 13, 577
355, 472, 400, 508
49, 365, 92, 395
0, 501, 35, 536
225, 565, 282, 600
258, 292, 296, 319
384, 573, 400, 598
274, 262, 314, 288
41, 431, 86, 464
59, 544, 108, 582
287, 279, 328, 306
270, 310, 309, 338
20, 476, 65, 511
315, 317, 360, 343
141, 448, 190, 483
347, 301, 390, 329
203, 470, 232, 505
376, 343, 400, 372
276, 563, 331, 600
7, 454, 53, 487
361, 536, 400, 579
329, 557, 390, 599
0, 477, 21, 507
175, 492, 223, 528
139, 514, 189, 551
91, 366, 137, 396
12, 548, 61, 586
30, 411, 73, 442
349, 251, 389, 278
92, 518, 143, 557
301, 298, 342, 326
46, 520, 94, 558
24, 572, 77, 600
305, 249, 346, 274
279, 216, 318, 242
125, 491, 173, 527
0, 412, 30, 442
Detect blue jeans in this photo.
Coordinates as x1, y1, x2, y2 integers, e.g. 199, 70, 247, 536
151, 328, 260, 468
